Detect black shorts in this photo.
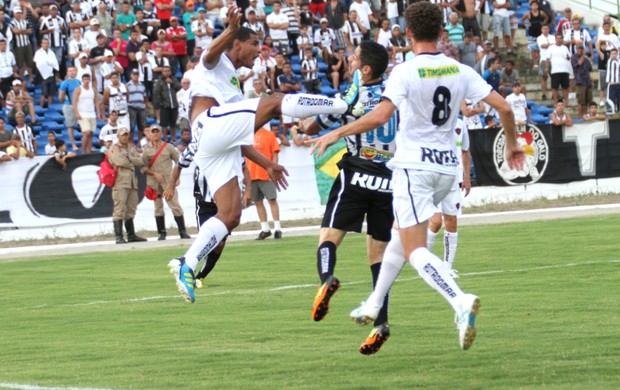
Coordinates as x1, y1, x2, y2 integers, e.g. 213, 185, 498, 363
160, 107, 178, 128
321, 167, 393, 242
550, 72, 569, 90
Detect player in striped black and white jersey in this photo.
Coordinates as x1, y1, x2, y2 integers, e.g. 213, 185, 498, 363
311, 2, 524, 351
165, 7, 348, 304
301, 41, 397, 355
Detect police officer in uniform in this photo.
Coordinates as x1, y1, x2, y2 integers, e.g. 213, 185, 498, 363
141, 124, 191, 240
109, 126, 147, 244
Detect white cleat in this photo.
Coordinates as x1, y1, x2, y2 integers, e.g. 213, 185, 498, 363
455, 294, 480, 350
349, 301, 381, 327
449, 268, 460, 279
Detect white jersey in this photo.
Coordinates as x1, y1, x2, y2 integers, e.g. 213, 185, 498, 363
383, 52, 491, 175
454, 118, 469, 182
188, 50, 243, 107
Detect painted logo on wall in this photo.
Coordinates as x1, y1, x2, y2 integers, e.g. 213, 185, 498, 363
493, 124, 549, 185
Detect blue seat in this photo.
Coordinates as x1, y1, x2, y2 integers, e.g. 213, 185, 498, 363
48, 103, 64, 113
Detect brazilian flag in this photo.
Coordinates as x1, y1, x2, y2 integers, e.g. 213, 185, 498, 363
313, 139, 346, 205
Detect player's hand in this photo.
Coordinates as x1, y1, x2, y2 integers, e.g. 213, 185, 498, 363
461, 176, 471, 197
268, 164, 289, 191
242, 190, 252, 208
505, 144, 525, 171
226, 6, 241, 30
163, 183, 175, 200
307, 131, 339, 157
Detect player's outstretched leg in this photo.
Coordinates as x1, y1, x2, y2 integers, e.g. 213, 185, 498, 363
312, 241, 340, 321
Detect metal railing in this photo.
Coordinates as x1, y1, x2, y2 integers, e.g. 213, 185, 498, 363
569, 0, 620, 21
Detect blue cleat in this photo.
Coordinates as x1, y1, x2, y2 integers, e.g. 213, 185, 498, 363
176, 260, 196, 303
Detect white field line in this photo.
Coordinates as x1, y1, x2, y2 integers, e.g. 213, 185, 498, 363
0, 383, 115, 390
46, 259, 618, 308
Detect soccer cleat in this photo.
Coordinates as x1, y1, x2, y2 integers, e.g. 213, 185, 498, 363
311, 275, 340, 321
455, 294, 480, 350
359, 324, 390, 355
449, 268, 460, 279
176, 262, 196, 303
349, 301, 381, 327
256, 230, 271, 240
274, 230, 282, 239
195, 278, 204, 289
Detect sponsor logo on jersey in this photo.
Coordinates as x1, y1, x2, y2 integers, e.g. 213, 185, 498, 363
230, 76, 240, 90
418, 65, 460, 79
350, 171, 392, 192
298, 96, 334, 107
494, 124, 548, 184
420, 147, 458, 166
360, 146, 393, 162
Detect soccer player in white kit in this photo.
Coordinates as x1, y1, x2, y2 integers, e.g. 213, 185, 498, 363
310, 2, 525, 350
170, 7, 348, 304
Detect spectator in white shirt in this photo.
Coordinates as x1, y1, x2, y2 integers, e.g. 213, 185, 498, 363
536, 23, 554, 100
33, 37, 59, 108
547, 32, 571, 103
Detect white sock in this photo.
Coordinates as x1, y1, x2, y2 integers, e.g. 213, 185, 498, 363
444, 231, 458, 266
274, 221, 281, 230
280, 93, 348, 118
184, 217, 229, 271
367, 230, 407, 309
409, 247, 463, 312
427, 229, 438, 251
260, 221, 270, 232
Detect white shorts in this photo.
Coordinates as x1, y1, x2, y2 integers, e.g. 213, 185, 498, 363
438, 178, 462, 216
392, 168, 457, 228
193, 98, 260, 196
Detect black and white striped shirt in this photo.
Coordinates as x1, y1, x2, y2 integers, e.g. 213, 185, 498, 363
13, 125, 35, 154
301, 57, 318, 81
40, 15, 67, 47
282, 6, 300, 34
10, 18, 31, 48
606, 58, 620, 84
65, 10, 89, 35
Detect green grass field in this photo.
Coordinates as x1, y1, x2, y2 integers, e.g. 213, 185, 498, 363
1, 215, 619, 389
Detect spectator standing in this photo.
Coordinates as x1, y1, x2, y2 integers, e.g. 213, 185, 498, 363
98, 109, 120, 147
296, 25, 313, 61
153, 65, 181, 141
76, 52, 97, 87
100, 50, 124, 91
116, 1, 136, 40
445, 12, 464, 46
492, 0, 513, 54
150, 45, 170, 82
389, 24, 410, 64
282, 0, 301, 56
125, 28, 142, 79
109, 29, 129, 73
276, 61, 302, 128
72, 73, 101, 153
438, 29, 459, 60
154, 0, 175, 29
521, 0, 548, 69
537, 0, 554, 32
310, 0, 325, 17
315, 18, 336, 61
33, 38, 59, 108
266, 1, 289, 55
103, 72, 130, 129
536, 23, 554, 100
175, 128, 191, 152
301, 47, 321, 94
205, 0, 224, 28
324, 0, 346, 50
152, 29, 176, 71
176, 77, 191, 133
39, 4, 67, 78
571, 46, 593, 118
12, 111, 36, 156
477, 0, 493, 41
564, 14, 593, 62
374, 18, 392, 49
68, 28, 90, 67
166, 16, 188, 74
84, 19, 105, 49
95, 3, 115, 37
6, 79, 36, 126
58, 67, 82, 151
245, 0, 266, 26
136, 39, 156, 102
505, 82, 532, 126
246, 125, 283, 240
141, 125, 191, 240
133, 9, 155, 42
193, 7, 214, 50
0, 38, 18, 105
458, 32, 477, 68
142, 0, 161, 27
45, 131, 56, 155
349, 0, 377, 38
108, 126, 146, 244
88, 33, 112, 92
181, 2, 196, 57
10, 7, 33, 83
548, 32, 571, 103
127, 68, 147, 143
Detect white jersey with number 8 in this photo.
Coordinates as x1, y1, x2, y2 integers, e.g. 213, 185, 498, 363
383, 53, 491, 175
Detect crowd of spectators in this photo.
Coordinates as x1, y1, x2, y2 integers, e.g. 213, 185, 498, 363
0, 0, 618, 165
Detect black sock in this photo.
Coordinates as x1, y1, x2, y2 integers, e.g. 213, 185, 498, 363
317, 241, 337, 283
371, 262, 389, 326
195, 250, 222, 279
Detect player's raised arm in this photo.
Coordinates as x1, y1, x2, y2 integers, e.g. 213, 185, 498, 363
204, 6, 242, 68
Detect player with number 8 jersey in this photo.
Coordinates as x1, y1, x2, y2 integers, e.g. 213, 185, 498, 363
310, 1, 524, 351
